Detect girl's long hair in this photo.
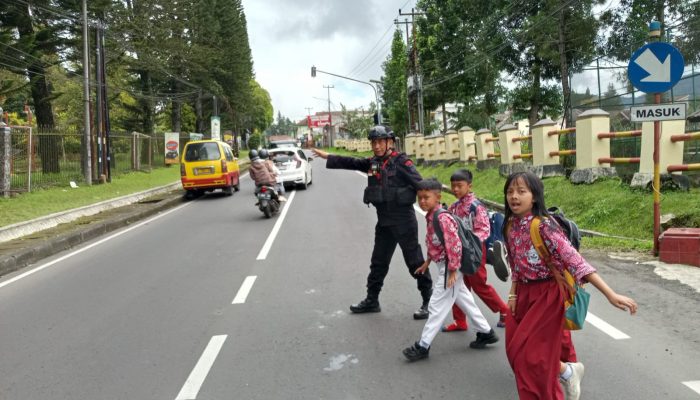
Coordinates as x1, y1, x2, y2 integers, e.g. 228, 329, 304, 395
501, 172, 548, 241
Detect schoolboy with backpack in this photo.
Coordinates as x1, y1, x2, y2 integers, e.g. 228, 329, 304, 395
403, 179, 498, 362
440, 169, 511, 332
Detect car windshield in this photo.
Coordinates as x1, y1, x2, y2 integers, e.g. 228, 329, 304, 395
184, 142, 221, 161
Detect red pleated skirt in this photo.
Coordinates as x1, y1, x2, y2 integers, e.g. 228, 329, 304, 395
505, 279, 577, 400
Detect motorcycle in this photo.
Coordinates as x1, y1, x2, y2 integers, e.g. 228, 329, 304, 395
255, 185, 280, 218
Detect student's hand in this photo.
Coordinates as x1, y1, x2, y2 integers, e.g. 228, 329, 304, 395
446, 270, 458, 288
311, 148, 329, 159
414, 260, 430, 275
508, 298, 517, 316
608, 293, 638, 315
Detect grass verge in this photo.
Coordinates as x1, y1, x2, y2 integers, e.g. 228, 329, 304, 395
0, 167, 181, 227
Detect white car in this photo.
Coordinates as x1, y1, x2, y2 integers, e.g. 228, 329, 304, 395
269, 147, 313, 189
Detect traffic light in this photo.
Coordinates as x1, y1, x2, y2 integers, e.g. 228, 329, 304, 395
311, 66, 316, 77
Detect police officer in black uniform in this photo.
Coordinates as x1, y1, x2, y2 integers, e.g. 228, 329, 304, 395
312, 126, 432, 319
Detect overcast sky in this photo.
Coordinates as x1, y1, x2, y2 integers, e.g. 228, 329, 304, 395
242, 0, 418, 123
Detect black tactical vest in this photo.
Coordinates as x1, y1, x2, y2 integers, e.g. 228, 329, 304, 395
362, 152, 416, 207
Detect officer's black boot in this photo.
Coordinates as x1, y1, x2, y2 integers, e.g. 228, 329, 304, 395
413, 289, 432, 320
350, 297, 381, 313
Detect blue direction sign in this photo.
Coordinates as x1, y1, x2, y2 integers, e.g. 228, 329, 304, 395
628, 42, 685, 94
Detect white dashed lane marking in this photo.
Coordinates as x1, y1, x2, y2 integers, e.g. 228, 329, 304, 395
175, 335, 227, 400
683, 381, 700, 396
232, 276, 257, 304
256, 190, 297, 260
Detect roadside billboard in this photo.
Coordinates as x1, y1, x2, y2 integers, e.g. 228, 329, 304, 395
164, 132, 180, 165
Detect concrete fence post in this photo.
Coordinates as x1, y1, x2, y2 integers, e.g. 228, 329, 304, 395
1, 124, 10, 197
498, 124, 521, 165
444, 129, 460, 162
571, 109, 616, 184
531, 118, 565, 177
458, 126, 476, 163
632, 119, 686, 188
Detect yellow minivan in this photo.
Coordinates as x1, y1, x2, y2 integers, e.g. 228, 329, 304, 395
180, 140, 240, 196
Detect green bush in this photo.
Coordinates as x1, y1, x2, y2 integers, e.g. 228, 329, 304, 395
247, 133, 262, 150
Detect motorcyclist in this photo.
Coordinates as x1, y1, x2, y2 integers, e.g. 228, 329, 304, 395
248, 149, 284, 202
259, 149, 287, 202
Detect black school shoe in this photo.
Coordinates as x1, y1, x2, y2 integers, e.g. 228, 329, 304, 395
349, 298, 381, 313
403, 341, 430, 361
490, 241, 511, 282
413, 303, 429, 320
469, 329, 499, 349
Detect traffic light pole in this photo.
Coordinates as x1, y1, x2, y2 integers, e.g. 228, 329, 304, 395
311, 66, 382, 124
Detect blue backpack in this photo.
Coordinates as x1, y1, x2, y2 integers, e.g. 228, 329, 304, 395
469, 200, 505, 250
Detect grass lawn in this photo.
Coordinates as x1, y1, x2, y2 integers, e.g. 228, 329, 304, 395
0, 166, 182, 227
325, 147, 700, 251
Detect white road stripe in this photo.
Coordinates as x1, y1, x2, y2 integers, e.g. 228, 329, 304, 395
256, 190, 296, 260
175, 335, 227, 400
232, 276, 257, 304
585, 312, 630, 340
682, 381, 700, 395
355, 171, 367, 178
0, 202, 192, 290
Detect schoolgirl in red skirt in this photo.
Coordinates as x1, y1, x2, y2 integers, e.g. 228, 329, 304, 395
501, 172, 637, 400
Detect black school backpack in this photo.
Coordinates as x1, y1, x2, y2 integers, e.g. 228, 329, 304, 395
432, 208, 483, 278
547, 206, 581, 250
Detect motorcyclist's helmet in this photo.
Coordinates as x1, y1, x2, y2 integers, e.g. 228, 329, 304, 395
249, 149, 259, 161
259, 149, 269, 159
367, 125, 394, 141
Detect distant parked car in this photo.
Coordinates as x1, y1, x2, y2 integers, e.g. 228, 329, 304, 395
269, 147, 313, 189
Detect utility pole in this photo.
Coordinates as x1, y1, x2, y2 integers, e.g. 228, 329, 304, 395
324, 85, 334, 147
81, 0, 92, 185
400, 8, 426, 136
395, 18, 413, 133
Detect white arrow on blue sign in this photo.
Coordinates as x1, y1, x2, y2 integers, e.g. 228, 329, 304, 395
628, 42, 685, 94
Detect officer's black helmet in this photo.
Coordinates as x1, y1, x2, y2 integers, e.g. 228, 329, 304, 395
367, 125, 395, 141
259, 149, 269, 159
249, 149, 259, 161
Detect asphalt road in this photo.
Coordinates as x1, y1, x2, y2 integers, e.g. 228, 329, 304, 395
1, 155, 699, 399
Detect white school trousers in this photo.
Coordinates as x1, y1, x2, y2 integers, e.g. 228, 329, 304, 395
419, 262, 492, 349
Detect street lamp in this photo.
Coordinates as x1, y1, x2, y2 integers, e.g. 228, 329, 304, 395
310, 66, 382, 124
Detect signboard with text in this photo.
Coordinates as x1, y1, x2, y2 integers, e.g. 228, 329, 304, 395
630, 103, 686, 122
307, 115, 331, 128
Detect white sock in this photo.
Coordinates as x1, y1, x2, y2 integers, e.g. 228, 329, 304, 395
560, 363, 573, 380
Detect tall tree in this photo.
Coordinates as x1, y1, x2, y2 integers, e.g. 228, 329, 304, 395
381, 29, 409, 136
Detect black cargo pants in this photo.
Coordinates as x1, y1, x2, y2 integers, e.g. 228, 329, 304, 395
365, 218, 433, 303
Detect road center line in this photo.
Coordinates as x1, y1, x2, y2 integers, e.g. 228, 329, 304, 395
256, 190, 296, 260
232, 276, 257, 304
0, 202, 192, 291
175, 335, 227, 400
682, 381, 700, 396
355, 171, 367, 178
585, 312, 630, 339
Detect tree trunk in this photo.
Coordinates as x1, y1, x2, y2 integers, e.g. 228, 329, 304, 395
558, 4, 571, 128
441, 102, 447, 134
139, 70, 154, 135
195, 91, 204, 133
528, 59, 542, 127
16, 7, 59, 173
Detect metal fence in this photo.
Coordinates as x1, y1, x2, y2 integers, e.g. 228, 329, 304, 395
2, 127, 176, 193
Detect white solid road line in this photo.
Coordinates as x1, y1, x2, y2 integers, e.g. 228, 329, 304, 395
256, 190, 297, 260
175, 335, 227, 400
682, 381, 700, 396
232, 276, 257, 304
0, 202, 192, 291
585, 312, 630, 340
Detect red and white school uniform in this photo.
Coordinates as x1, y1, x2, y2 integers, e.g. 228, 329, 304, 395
504, 213, 595, 400
417, 207, 491, 349
447, 193, 509, 324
